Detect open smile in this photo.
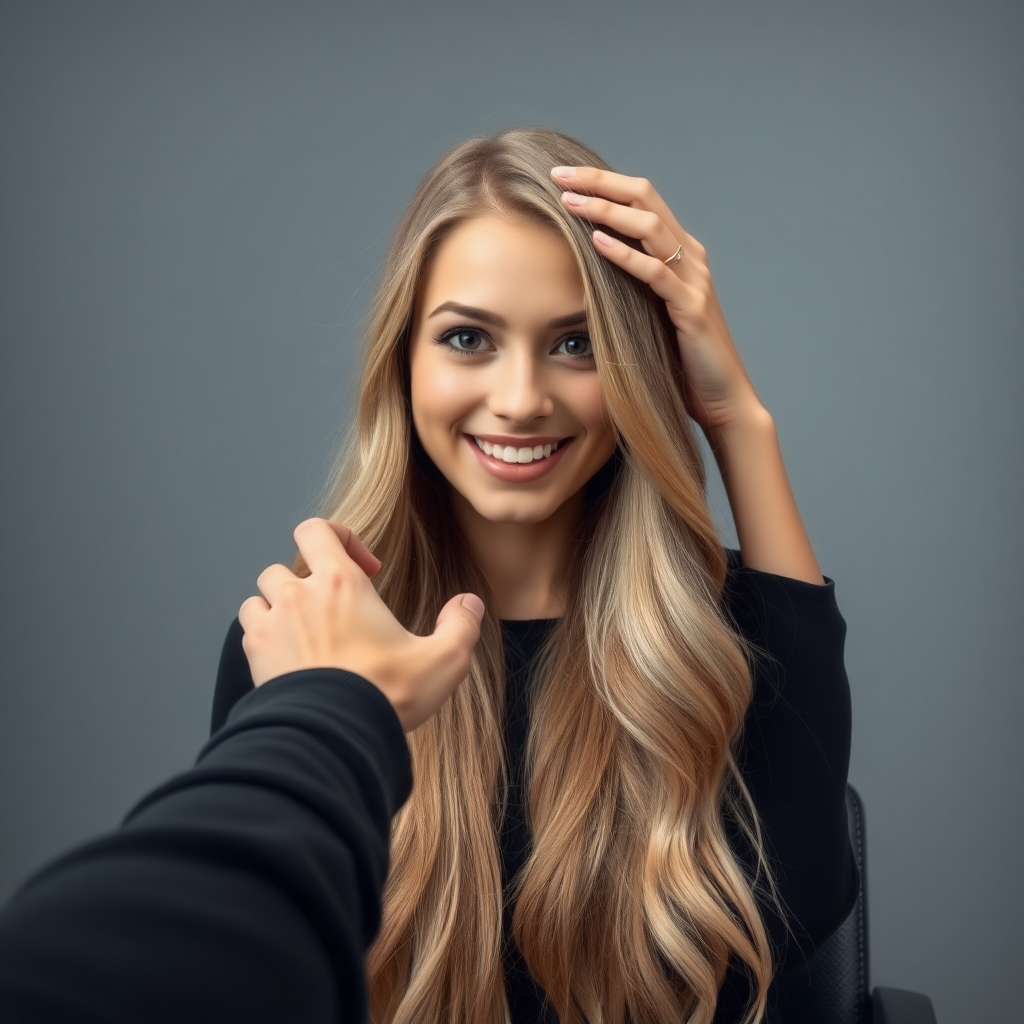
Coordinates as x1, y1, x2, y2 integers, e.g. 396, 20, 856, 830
463, 433, 575, 482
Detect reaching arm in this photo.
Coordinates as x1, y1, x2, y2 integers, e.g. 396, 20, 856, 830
0, 668, 411, 1024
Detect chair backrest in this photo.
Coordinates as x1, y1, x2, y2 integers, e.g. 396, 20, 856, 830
771, 784, 871, 1024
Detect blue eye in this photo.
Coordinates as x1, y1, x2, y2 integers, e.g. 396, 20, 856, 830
433, 326, 594, 362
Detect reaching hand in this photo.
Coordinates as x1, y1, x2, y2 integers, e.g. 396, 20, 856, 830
237, 518, 485, 732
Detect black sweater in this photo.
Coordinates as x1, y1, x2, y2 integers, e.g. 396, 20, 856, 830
0, 549, 858, 1023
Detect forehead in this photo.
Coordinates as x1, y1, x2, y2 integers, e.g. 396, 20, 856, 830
415, 215, 585, 317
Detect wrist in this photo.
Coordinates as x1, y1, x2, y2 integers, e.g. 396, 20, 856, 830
703, 400, 774, 447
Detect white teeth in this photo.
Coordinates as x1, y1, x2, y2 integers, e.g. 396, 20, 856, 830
473, 437, 562, 463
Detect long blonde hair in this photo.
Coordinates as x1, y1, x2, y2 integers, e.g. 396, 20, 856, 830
293, 126, 789, 1024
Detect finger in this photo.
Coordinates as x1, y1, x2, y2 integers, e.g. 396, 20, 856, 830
559, 192, 694, 273
310, 518, 382, 577
293, 518, 380, 579
254, 563, 299, 606
551, 165, 698, 256
592, 230, 704, 314
237, 593, 269, 633
430, 592, 485, 667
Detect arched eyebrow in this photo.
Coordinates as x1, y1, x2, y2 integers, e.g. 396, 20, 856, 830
427, 301, 588, 330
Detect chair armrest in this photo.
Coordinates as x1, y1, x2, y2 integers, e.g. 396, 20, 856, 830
872, 986, 938, 1024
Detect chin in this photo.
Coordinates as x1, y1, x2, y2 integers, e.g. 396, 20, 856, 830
470, 495, 560, 525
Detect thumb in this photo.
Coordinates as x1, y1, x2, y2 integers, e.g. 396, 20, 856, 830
433, 592, 485, 653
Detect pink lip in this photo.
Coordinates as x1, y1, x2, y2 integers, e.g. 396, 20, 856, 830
464, 434, 575, 483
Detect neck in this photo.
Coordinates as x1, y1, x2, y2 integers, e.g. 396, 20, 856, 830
449, 487, 583, 620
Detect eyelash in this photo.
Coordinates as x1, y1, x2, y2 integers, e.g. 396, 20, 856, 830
432, 326, 595, 362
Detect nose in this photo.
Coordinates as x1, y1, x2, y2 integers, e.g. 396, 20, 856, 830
486, 347, 555, 424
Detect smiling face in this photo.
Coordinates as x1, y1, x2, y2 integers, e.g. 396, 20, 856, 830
408, 214, 618, 530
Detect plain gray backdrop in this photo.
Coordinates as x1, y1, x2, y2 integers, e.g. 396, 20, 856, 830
1, 1, 1020, 1020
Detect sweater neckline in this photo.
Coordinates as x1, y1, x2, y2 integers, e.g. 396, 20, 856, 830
499, 617, 560, 632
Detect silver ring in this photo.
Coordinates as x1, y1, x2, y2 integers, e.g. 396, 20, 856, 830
663, 243, 684, 266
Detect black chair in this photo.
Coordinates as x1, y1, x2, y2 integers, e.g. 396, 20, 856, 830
773, 784, 937, 1023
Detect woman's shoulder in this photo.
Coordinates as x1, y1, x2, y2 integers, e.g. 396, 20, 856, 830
724, 546, 743, 573
718, 544, 845, 656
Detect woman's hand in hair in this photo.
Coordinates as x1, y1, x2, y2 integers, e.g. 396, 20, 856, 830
237, 518, 485, 732
551, 165, 766, 435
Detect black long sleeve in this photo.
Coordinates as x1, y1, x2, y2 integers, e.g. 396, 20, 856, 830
0, 668, 412, 1024
712, 549, 860, 1022
721, 548, 859, 970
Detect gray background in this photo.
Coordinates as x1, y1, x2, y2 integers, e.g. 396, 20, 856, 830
1, 1, 1020, 1019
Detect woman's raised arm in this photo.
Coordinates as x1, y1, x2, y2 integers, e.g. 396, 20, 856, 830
706, 408, 826, 584
552, 163, 825, 585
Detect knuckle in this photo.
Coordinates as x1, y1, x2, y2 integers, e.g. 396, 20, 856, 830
637, 177, 655, 200
255, 564, 280, 587
642, 210, 661, 235
238, 594, 264, 623
323, 565, 347, 591
279, 579, 304, 605
241, 626, 264, 652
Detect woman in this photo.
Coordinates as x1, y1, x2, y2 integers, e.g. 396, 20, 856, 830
216, 126, 858, 1024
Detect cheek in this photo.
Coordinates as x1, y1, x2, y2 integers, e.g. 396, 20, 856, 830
410, 353, 473, 432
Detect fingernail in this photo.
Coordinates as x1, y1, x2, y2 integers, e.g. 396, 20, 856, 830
593, 230, 614, 245
551, 165, 576, 179
562, 191, 588, 206
461, 594, 485, 621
